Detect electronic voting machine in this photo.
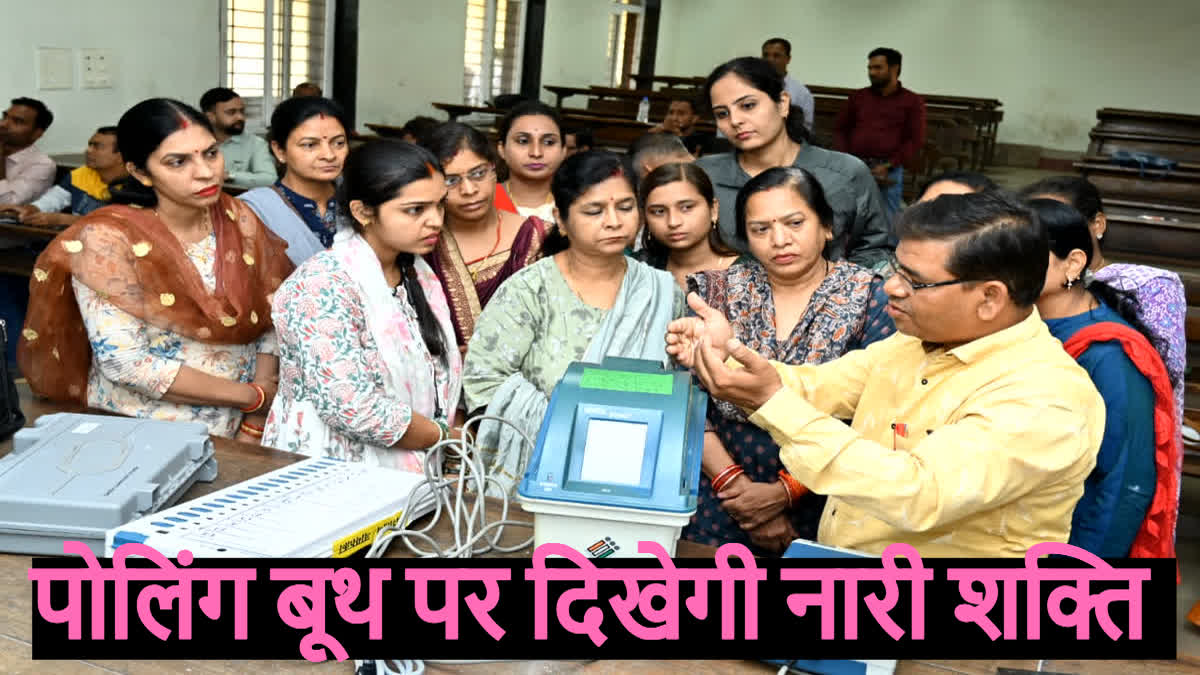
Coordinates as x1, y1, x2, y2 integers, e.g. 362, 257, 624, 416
0, 413, 217, 556
517, 357, 707, 557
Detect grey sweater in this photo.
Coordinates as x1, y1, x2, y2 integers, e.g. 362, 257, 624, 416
695, 144, 893, 268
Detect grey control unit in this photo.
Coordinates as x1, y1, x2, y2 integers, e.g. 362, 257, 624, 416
0, 413, 217, 555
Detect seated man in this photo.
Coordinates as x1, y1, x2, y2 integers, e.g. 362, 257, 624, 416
564, 127, 593, 156
291, 81, 322, 98
668, 191, 1105, 557
199, 87, 277, 188
650, 98, 714, 156
3, 126, 132, 227
0, 97, 56, 205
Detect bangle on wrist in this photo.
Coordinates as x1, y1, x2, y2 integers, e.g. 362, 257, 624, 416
240, 382, 265, 413
777, 469, 808, 507
239, 421, 264, 438
711, 464, 739, 489
711, 464, 744, 493
433, 419, 450, 444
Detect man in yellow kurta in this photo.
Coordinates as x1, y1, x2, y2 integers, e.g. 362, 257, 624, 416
667, 190, 1105, 557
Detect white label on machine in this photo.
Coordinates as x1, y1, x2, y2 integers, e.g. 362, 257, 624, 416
71, 423, 100, 434
579, 419, 647, 486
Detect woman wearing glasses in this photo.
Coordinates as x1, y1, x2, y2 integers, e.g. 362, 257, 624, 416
422, 123, 549, 351
682, 166, 894, 554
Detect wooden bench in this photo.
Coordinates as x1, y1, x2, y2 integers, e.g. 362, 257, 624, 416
1087, 130, 1200, 164
544, 85, 681, 117
379, 107, 659, 151
1075, 156, 1200, 208
631, 73, 704, 90
807, 85, 1003, 168
1092, 108, 1200, 141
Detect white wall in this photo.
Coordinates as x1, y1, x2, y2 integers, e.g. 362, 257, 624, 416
356, 0, 469, 129
355, 0, 616, 127
540, 0, 615, 96
0, 0, 219, 155
657, 0, 1200, 151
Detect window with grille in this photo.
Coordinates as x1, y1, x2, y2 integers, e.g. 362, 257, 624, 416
607, 0, 643, 89
463, 0, 526, 106
221, 0, 334, 125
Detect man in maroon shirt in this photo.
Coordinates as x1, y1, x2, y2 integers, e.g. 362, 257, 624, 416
834, 47, 926, 229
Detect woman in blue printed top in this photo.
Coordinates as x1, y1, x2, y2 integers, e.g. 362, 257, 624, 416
240, 97, 349, 265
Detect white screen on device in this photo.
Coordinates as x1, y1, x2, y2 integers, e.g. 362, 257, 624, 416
578, 419, 648, 486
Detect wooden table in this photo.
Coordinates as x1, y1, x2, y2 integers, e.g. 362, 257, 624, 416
3, 389, 1196, 674
0, 389, 753, 673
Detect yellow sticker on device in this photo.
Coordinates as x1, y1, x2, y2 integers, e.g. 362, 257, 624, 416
331, 510, 405, 558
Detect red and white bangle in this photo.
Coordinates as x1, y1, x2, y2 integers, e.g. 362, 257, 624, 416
239, 421, 264, 438
711, 464, 744, 493
777, 469, 808, 507
240, 382, 265, 413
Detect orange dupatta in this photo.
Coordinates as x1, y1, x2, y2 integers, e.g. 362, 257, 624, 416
18, 193, 294, 404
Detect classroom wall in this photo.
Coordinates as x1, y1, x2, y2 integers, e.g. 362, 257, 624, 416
355, 0, 616, 127
356, 0, 469, 129
541, 0, 616, 95
656, 0, 1200, 152
0, 0, 219, 155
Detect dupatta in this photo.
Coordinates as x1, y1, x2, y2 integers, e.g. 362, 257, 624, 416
1064, 322, 1180, 581
239, 185, 331, 266
18, 193, 293, 404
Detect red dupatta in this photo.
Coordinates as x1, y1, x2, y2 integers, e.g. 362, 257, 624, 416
1063, 322, 1180, 580
18, 193, 294, 404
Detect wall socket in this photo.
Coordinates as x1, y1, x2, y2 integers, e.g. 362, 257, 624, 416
80, 49, 114, 89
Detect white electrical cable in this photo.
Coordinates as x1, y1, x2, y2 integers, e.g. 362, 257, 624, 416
362, 414, 539, 670
365, 413, 538, 560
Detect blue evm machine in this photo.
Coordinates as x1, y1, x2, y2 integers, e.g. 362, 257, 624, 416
516, 357, 708, 557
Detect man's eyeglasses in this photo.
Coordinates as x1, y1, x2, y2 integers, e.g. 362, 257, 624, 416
444, 165, 494, 190
883, 254, 972, 292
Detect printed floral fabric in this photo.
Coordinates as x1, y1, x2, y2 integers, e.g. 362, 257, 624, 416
73, 231, 275, 438
1094, 263, 1186, 428
264, 233, 461, 471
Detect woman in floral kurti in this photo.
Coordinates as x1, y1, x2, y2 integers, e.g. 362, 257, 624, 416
680, 167, 894, 555
462, 151, 683, 496
264, 141, 462, 471
19, 99, 291, 440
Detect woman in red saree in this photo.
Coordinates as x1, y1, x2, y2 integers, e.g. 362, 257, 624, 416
422, 122, 547, 350
17, 98, 292, 440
